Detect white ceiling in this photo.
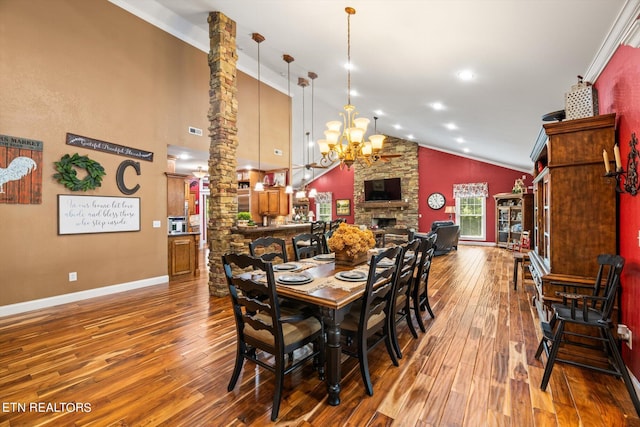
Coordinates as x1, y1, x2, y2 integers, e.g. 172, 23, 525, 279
113, 0, 628, 184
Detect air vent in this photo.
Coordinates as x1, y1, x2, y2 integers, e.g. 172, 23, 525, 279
188, 126, 203, 136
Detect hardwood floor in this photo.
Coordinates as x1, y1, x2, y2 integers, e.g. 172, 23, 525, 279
1, 246, 639, 426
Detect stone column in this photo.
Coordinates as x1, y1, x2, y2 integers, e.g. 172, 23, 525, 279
207, 12, 239, 296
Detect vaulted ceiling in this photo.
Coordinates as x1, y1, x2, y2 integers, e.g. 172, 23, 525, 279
114, 0, 628, 184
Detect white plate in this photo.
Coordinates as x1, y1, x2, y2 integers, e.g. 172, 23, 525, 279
313, 253, 335, 261
335, 270, 368, 282
276, 274, 313, 285
273, 263, 298, 271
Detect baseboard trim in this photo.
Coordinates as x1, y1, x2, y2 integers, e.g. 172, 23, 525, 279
0, 276, 169, 317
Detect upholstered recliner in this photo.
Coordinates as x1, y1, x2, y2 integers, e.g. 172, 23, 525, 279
428, 221, 460, 256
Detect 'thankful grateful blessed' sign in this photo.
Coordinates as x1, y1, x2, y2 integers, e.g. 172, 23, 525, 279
66, 133, 154, 162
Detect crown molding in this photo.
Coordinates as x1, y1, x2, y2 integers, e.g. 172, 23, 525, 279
584, 0, 640, 82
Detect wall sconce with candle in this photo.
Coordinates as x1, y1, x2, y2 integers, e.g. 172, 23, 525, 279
603, 133, 640, 196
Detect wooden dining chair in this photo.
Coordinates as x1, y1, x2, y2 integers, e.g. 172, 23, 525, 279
389, 239, 421, 358
222, 253, 324, 421
249, 236, 288, 263
534, 254, 640, 416
411, 234, 438, 332
328, 218, 345, 232
340, 245, 403, 396
310, 220, 327, 236
292, 233, 323, 260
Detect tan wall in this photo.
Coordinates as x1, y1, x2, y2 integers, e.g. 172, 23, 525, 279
0, 0, 289, 306
237, 72, 291, 169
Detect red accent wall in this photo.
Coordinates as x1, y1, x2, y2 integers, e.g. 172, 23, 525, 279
308, 148, 533, 239
308, 166, 355, 224
418, 147, 533, 238
595, 44, 640, 375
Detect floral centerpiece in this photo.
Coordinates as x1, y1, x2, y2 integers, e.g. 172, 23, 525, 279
327, 223, 376, 265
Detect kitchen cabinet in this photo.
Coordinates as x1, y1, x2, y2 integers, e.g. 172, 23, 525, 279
258, 189, 288, 216
166, 173, 189, 217
168, 233, 199, 278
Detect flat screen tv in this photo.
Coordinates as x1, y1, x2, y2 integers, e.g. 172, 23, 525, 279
364, 178, 402, 201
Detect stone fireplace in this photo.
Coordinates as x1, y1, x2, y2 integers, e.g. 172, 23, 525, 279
372, 217, 397, 228
354, 137, 419, 229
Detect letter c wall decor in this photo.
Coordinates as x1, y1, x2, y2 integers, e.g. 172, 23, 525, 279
116, 160, 141, 195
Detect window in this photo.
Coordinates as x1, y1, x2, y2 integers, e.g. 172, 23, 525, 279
456, 196, 485, 239
315, 192, 332, 222
452, 182, 488, 240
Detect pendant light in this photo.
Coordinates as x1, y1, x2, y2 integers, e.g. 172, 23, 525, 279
307, 71, 317, 199
283, 54, 294, 195
295, 76, 309, 199
253, 32, 265, 192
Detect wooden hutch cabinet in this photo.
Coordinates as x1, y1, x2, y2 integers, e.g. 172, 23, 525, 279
528, 113, 617, 322
493, 193, 533, 249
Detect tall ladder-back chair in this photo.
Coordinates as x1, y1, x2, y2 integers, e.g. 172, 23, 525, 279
534, 254, 640, 416
389, 239, 421, 358
292, 233, 324, 260
340, 245, 403, 395
249, 236, 288, 263
411, 233, 438, 332
222, 253, 324, 421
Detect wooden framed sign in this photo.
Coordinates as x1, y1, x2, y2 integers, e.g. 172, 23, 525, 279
58, 195, 140, 235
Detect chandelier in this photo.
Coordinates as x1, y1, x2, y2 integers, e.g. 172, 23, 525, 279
317, 7, 386, 169
192, 166, 208, 179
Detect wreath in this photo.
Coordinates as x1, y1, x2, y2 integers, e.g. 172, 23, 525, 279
53, 153, 106, 191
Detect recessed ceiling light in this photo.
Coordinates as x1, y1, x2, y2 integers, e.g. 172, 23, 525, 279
374, 110, 385, 116
455, 137, 465, 143
407, 134, 415, 140
444, 122, 458, 131
463, 147, 471, 153
393, 124, 402, 130
344, 63, 354, 71
179, 153, 190, 160
457, 69, 475, 81
430, 102, 446, 111
349, 89, 358, 97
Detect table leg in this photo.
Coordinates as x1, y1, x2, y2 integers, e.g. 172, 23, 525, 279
321, 307, 345, 406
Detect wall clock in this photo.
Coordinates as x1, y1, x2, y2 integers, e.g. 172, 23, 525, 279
427, 192, 445, 210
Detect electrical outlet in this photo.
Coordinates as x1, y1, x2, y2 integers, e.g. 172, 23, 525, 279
69, 272, 77, 282
153, 220, 161, 228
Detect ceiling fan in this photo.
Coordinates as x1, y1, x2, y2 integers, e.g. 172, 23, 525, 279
292, 160, 328, 170
372, 116, 402, 162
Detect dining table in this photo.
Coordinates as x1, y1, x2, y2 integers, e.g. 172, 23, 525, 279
270, 253, 379, 406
